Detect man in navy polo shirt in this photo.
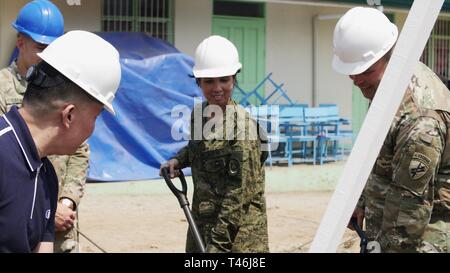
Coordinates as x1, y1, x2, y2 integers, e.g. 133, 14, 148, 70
0, 107, 58, 252
0, 30, 121, 253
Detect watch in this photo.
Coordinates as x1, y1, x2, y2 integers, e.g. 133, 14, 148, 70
61, 198, 74, 209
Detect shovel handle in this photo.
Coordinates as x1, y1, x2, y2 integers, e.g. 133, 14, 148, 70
351, 217, 368, 253
162, 167, 188, 197
162, 167, 206, 253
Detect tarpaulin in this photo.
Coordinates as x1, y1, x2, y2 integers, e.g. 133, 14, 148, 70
87, 33, 202, 181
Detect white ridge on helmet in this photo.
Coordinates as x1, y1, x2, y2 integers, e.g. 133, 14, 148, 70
332, 7, 398, 75
37, 30, 121, 115
193, 35, 242, 78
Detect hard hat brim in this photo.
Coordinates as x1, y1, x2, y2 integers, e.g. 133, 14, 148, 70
332, 54, 379, 76
193, 63, 242, 78
12, 24, 58, 45
28, 32, 58, 45
37, 52, 117, 116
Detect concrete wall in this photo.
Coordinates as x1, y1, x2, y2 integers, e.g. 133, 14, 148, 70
0, 0, 28, 67
266, 3, 353, 119
0, 0, 101, 67
313, 7, 353, 120
266, 3, 314, 107
174, 0, 212, 58
53, 0, 101, 32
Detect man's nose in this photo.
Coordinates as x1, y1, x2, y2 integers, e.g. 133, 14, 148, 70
212, 80, 222, 91
349, 75, 363, 85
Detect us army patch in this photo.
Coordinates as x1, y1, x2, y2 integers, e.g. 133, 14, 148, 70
409, 153, 431, 180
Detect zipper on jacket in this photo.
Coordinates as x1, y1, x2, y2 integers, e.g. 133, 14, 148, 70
30, 164, 43, 220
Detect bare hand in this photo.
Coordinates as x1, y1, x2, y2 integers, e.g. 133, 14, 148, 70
160, 159, 180, 178
55, 203, 76, 232
347, 207, 364, 231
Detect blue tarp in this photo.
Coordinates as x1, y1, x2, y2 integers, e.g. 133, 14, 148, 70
87, 33, 202, 181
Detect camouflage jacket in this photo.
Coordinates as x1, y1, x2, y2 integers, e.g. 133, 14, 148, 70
360, 62, 450, 252
173, 101, 269, 253
0, 61, 88, 207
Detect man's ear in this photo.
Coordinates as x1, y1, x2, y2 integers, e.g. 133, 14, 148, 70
61, 105, 76, 128
16, 35, 25, 51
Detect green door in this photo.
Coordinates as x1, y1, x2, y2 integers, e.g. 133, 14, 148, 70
352, 85, 370, 139
212, 16, 266, 105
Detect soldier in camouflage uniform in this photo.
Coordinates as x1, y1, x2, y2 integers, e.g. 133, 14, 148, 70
333, 7, 450, 252
0, 1, 88, 253
160, 36, 269, 253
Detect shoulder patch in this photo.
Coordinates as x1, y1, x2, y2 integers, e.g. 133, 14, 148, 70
409, 152, 431, 180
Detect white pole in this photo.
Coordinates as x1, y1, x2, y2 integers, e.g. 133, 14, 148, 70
309, 0, 445, 253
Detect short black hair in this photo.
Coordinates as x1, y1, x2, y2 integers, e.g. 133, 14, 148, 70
23, 61, 102, 116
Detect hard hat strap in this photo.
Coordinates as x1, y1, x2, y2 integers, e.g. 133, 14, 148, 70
26, 62, 66, 89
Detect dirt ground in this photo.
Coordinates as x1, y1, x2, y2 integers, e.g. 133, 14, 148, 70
78, 161, 361, 253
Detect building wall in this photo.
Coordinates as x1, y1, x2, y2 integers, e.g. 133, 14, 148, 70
174, 0, 212, 58
266, 3, 353, 119
313, 7, 353, 120
53, 0, 101, 32
0, 0, 28, 67
0, 0, 101, 67
266, 3, 314, 107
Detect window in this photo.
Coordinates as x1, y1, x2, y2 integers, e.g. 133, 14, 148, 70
102, 0, 173, 43
214, 0, 265, 18
421, 19, 450, 88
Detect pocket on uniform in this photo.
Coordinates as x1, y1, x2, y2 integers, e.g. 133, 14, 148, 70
203, 157, 227, 173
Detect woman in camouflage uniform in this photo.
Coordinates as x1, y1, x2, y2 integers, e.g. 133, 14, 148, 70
160, 36, 269, 253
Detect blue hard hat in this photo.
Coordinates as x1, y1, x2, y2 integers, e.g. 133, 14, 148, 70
12, 0, 64, 45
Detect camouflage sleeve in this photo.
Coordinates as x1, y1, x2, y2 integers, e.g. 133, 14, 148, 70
206, 140, 263, 253
0, 77, 8, 115
378, 117, 444, 252
171, 144, 191, 169
59, 142, 90, 209
0, 92, 6, 115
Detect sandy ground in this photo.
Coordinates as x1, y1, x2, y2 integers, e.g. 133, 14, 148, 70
78, 161, 361, 253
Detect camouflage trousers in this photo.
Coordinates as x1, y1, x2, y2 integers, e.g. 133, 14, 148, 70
186, 222, 270, 253
186, 205, 269, 253
54, 223, 79, 253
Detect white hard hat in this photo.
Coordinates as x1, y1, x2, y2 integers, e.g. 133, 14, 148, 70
193, 35, 242, 78
332, 7, 398, 75
38, 30, 121, 115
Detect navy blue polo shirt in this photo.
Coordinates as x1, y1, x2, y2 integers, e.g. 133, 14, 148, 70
0, 106, 58, 253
